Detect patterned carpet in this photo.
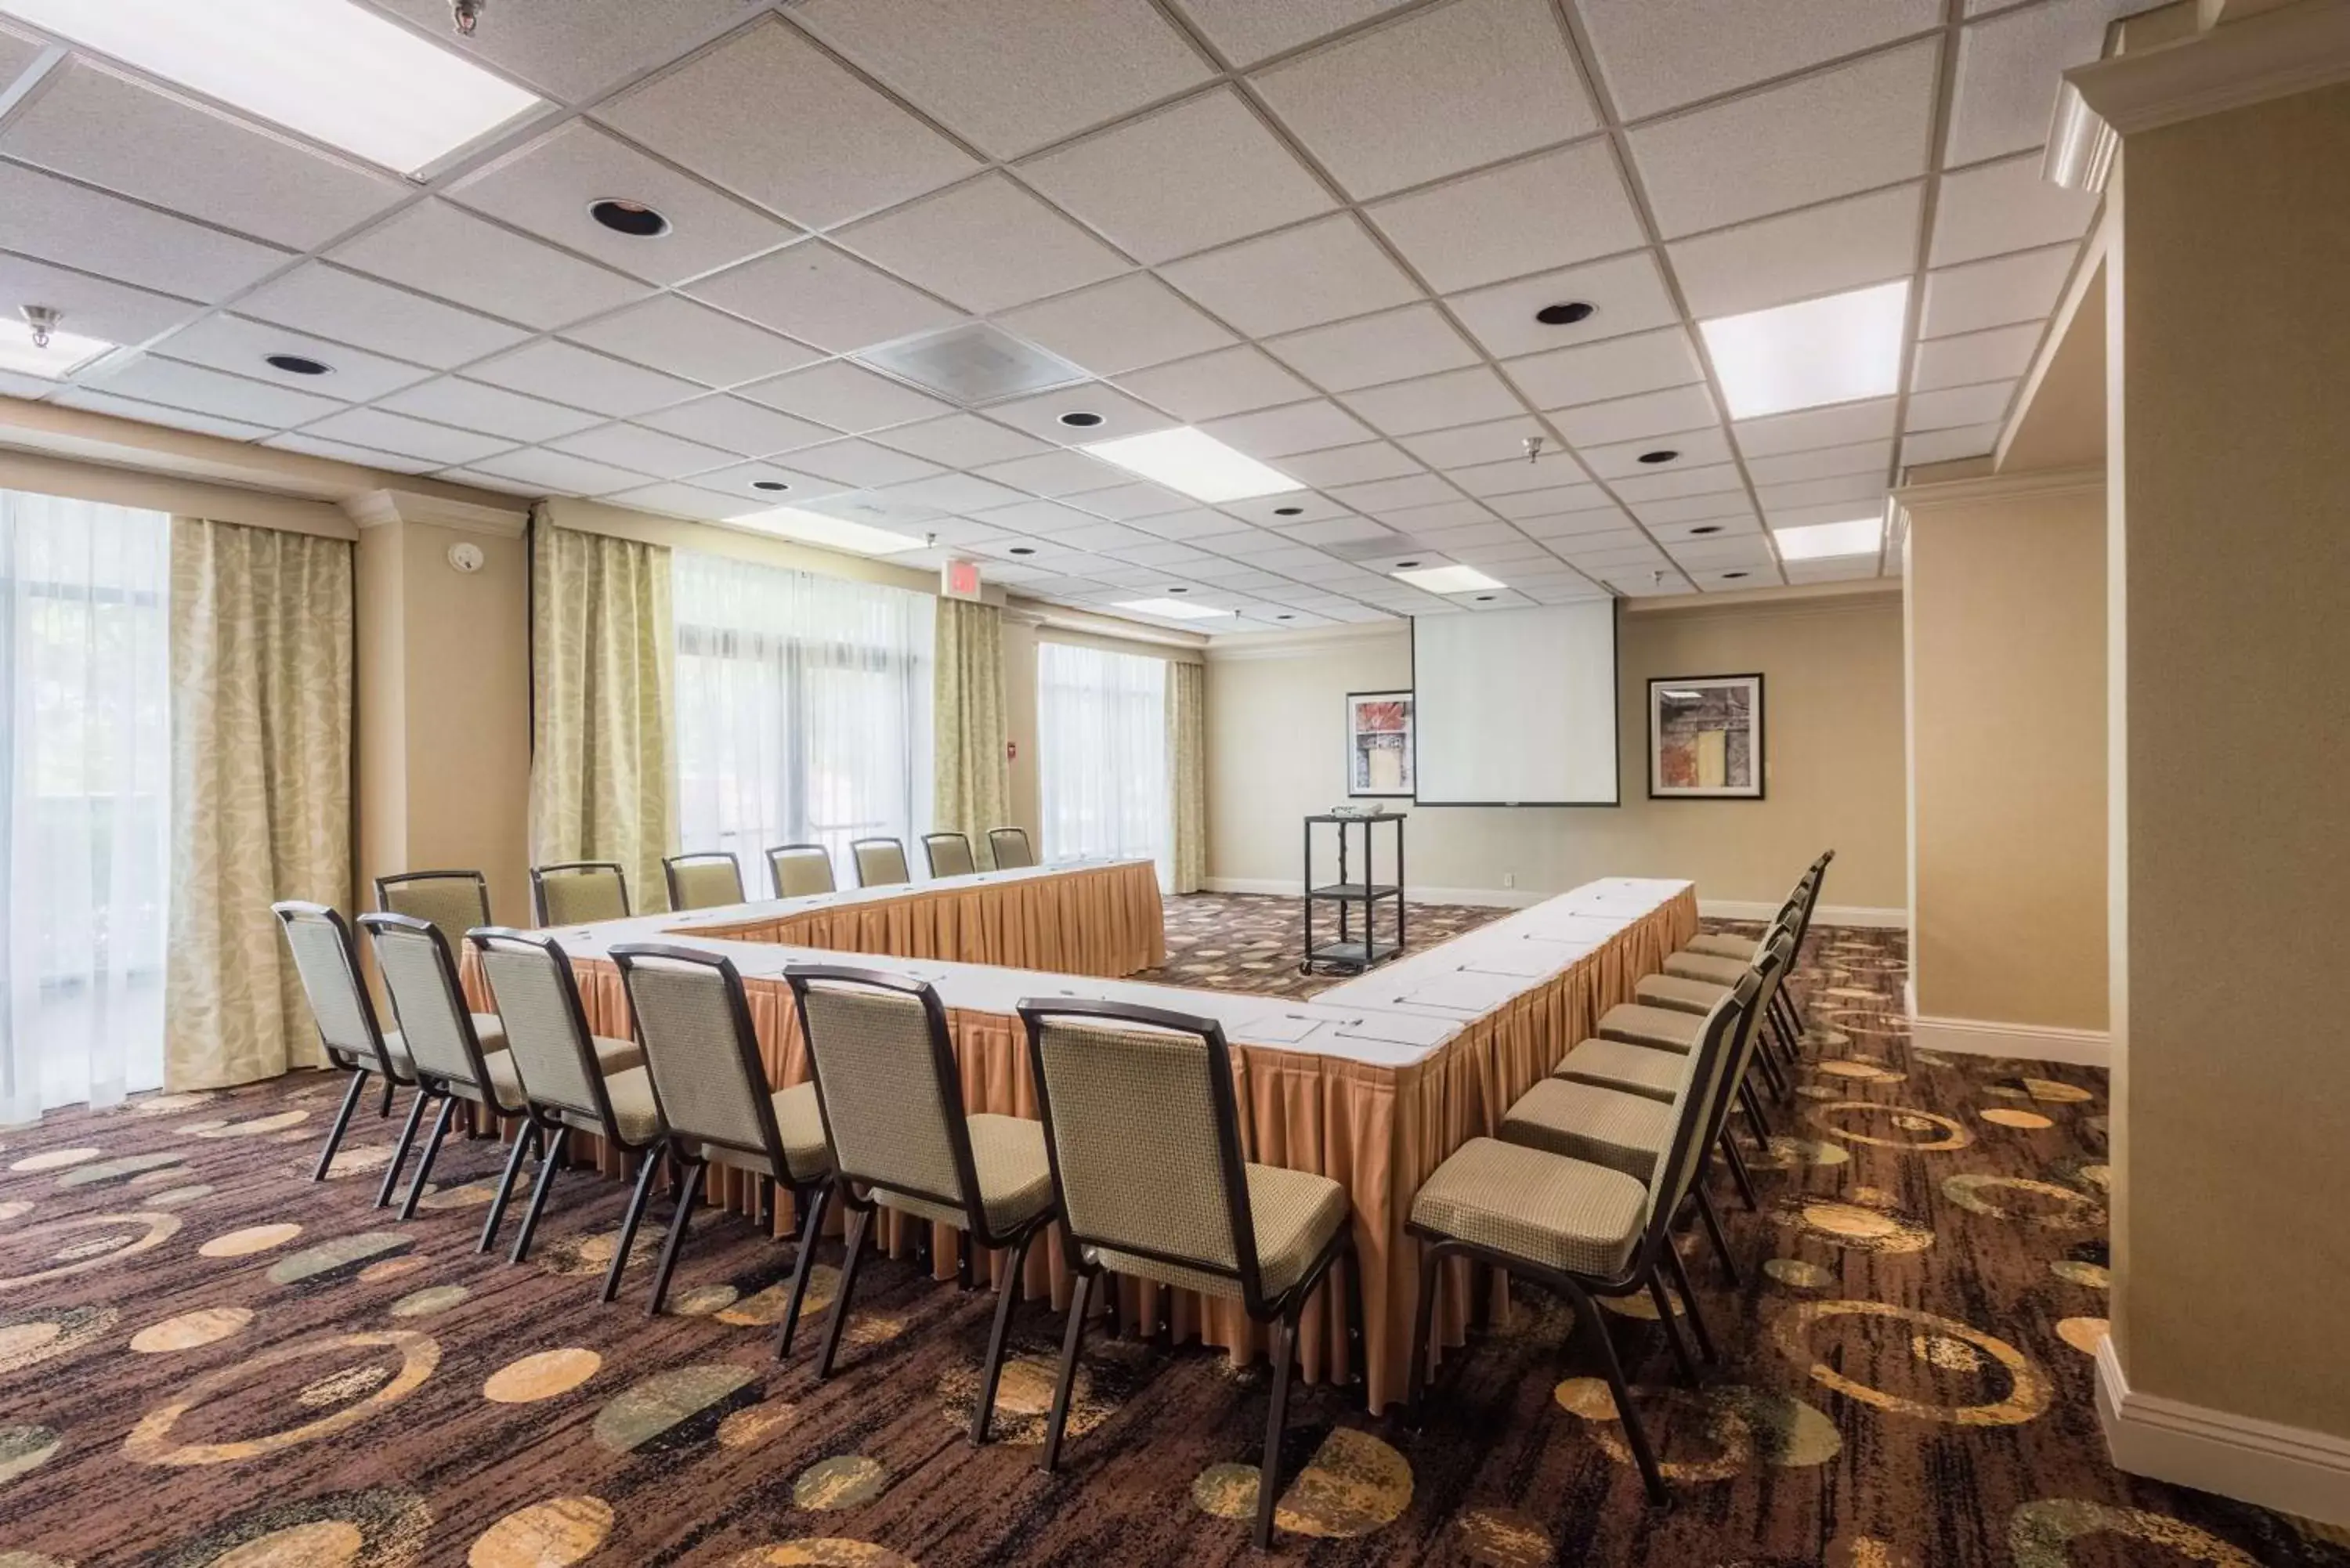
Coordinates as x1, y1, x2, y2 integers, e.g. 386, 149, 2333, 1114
2, 908, 2345, 1566
1141, 891, 1506, 999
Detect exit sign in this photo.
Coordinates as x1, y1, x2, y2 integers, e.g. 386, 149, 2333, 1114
942, 558, 983, 602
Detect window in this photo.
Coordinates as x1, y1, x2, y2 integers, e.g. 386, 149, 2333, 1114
0, 490, 171, 1118
1036, 640, 1170, 887
671, 550, 934, 884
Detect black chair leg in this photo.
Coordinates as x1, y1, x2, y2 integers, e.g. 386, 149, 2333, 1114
1254, 1306, 1300, 1550
815, 1205, 873, 1381
1719, 1131, 1761, 1210
1646, 1271, 1701, 1388
396, 1094, 456, 1220
774, 1180, 834, 1360
1041, 1268, 1097, 1473
645, 1158, 706, 1317
1739, 1080, 1774, 1144
1693, 1185, 1741, 1287
1405, 1243, 1442, 1421
1571, 1284, 1666, 1505
971, 1227, 1042, 1447
375, 1089, 431, 1209
509, 1126, 569, 1265
479, 1125, 538, 1254
1663, 1244, 1719, 1364
313, 1070, 369, 1181
602, 1150, 663, 1303
378, 1075, 396, 1118
1341, 1242, 1368, 1386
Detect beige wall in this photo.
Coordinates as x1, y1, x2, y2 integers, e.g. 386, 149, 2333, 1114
1904, 477, 2108, 1030
1205, 592, 1907, 914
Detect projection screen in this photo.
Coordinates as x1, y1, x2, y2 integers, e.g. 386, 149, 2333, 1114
1411, 602, 1619, 806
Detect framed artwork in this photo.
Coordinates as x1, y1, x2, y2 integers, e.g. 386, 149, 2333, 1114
1346, 690, 1415, 798
1648, 674, 1765, 800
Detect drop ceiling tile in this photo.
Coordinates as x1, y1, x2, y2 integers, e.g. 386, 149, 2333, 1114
561, 294, 819, 388
691, 461, 853, 504
1629, 39, 1940, 240
1070, 481, 1193, 519
1128, 508, 1256, 542
0, 160, 288, 303
1220, 492, 1351, 526
1379, 499, 1502, 532
1601, 461, 1747, 504
836, 175, 1130, 315
1341, 366, 1524, 436
970, 448, 1129, 496
598, 482, 771, 522
1929, 152, 2102, 266
1327, 473, 1459, 513
1486, 483, 1612, 517
687, 244, 964, 354
1770, 499, 1893, 531
596, 20, 978, 228
1366, 141, 1643, 294
1912, 321, 2044, 392
446, 121, 800, 286
466, 340, 702, 417
1280, 442, 1424, 487
1198, 399, 1374, 458
1549, 383, 1722, 446
1017, 87, 1333, 265
635, 396, 834, 457
781, 438, 945, 488
376, 378, 605, 443
1444, 252, 1679, 360
0, 252, 204, 348
1577, 426, 1734, 479
1112, 345, 1314, 422
52, 388, 271, 442
969, 500, 1106, 537
1262, 304, 1478, 393
1517, 504, 1628, 533
1278, 516, 1400, 547
459, 447, 653, 497
1900, 422, 2001, 466
1919, 244, 2077, 338
1904, 379, 2016, 432
235, 263, 530, 369
1666, 182, 1924, 320
85, 356, 341, 428
0, 61, 404, 249
299, 406, 515, 466
1502, 326, 1703, 411
873, 414, 1054, 468
0, 20, 41, 77
332, 201, 648, 331
155, 314, 428, 403
1398, 416, 1549, 469
1056, 521, 1167, 553
1251, 0, 1597, 198
982, 385, 1177, 446
736, 360, 951, 432
1160, 215, 1419, 338
1731, 396, 1897, 457
794, 0, 1214, 159
874, 473, 1032, 515
547, 421, 739, 479
1947, 0, 2137, 167
1744, 438, 1893, 485
1754, 473, 1885, 513
996, 273, 1235, 375
367, 0, 752, 103
1629, 492, 1758, 526
260, 432, 440, 473
1577, 0, 1940, 119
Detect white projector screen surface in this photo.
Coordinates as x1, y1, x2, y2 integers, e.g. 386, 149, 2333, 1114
1412, 603, 1619, 805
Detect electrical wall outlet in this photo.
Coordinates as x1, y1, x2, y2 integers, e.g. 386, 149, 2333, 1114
1502, 872, 1517, 888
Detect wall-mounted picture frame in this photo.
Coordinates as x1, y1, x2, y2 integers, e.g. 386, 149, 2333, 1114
1648, 674, 1765, 800
1346, 690, 1415, 798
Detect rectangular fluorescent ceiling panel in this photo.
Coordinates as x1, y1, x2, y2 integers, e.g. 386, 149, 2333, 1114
0, 0, 543, 175
1393, 563, 1504, 594
1700, 280, 1908, 421
0, 319, 114, 378
1082, 428, 1303, 503
1114, 598, 1233, 620
736, 507, 925, 557
1772, 516, 1883, 561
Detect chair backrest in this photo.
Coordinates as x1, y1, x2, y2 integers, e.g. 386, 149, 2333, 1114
1789, 855, 1833, 957
767, 843, 837, 898
851, 837, 909, 888
1018, 998, 1269, 1315
786, 965, 989, 1235
922, 832, 975, 879
359, 912, 500, 1097
1637, 970, 1762, 1264
374, 870, 490, 959
664, 852, 745, 912
1696, 936, 1794, 1160
470, 927, 622, 1130
533, 861, 631, 926
609, 943, 786, 1176
272, 901, 396, 1078
986, 826, 1034, 870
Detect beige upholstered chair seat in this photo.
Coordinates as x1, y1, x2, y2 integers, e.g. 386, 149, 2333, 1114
1091, 1162, 1347, 1301
1683, 933, 1762, 961
1410, 1137, 1646, 1277
379, 1013, 506, 1074
702, 1081, 832, 1184
871, 1112, 1053, 1233
527, 1064, 664, 1144
1597, 1003, 1708, 1053
1663, 952, 1750, 987
1634, 973, 1733, 1015
483, 1032, 641, 1112
1553, 1037, 1684, 1103
1500, 1078, 1672, 1183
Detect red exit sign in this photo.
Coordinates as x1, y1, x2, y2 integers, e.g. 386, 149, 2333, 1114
942, 558, 983, 602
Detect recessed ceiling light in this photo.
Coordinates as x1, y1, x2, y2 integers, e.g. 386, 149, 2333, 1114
265, 353, 331, 377
1114, 598, 1233, 621
1394, 563, 1505, 594
1277, 613, 1294, 620
1008, 546, 1036, 556
1637, 449, 1679, 464
1273, 505, 1303, 516
1535, 301, 1595, 326
1700, 280, 1908, 421
1395, 560, 1422, 569
0, 317, 113, 378
1058, 410, 1104, 428
1165, 587, 1188, 594
1723, 571, 1750, 580
0, 0, 544, 175
1688, 524, 1723, 537
1081, 428, 1303, 503
590, 199, 671, 238
736, 507, 924, 557
750, 479, 791, 492
1475, 594, 1496, 602
1773, 515, 1883, 561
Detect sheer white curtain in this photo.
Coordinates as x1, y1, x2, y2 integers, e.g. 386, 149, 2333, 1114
671, 550, 934, 889
2, 490, 171, 1119
1036, 640, 1170, 888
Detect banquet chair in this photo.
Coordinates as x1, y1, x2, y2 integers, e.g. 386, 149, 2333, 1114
664, 851, 746, 912
374, 869, 490, 960
609, 944, 834, 1347
986, 826, 1034, 870
767, 843, 837, 898
1017, 997, 1361, 1550
1675, 852, 1833, 1047
469, 928, 669, 1288
851, 837, 911, 888
532, 861, 631, 926
273, 901, 425, 1185
1405, 972, 1755, 1505
922, 831, 977, 879
788, 966, 1058, 1424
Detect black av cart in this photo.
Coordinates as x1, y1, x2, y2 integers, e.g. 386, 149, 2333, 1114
1300, 811, 1405, 975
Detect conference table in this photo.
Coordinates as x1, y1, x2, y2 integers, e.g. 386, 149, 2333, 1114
517, 855, 1697, 1413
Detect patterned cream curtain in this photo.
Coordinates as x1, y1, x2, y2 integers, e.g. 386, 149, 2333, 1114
933, 597, 1010, 854
1167, 659, 1207, 894
529, 511, 676, 911
164, 517, 353, 1090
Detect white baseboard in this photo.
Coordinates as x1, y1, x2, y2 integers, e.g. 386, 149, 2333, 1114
2099, 1335, 2350, 1528
1201, 879, 1907, 925
1908, 1012, 2111, 1068
1701, 898, 1908, 929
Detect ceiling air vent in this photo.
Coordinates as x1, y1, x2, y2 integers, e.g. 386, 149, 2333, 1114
855, 322, 1088, 407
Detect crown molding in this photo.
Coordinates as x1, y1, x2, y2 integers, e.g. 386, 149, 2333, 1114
343, 488, 527, 538
1893, 465, 2106, 517
2066, 0, 2350, 135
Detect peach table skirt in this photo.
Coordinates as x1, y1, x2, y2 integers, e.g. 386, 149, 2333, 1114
566, 884, 1697, 1414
